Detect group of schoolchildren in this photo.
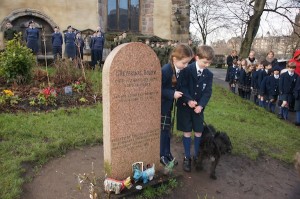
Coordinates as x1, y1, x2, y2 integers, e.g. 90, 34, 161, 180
161, 43, 215, 172
226, 50, 300, 126
52, 25, 105, 69
4, 21, 105, 70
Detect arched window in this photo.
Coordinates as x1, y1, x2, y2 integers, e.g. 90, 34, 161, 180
107, 0, 139, 32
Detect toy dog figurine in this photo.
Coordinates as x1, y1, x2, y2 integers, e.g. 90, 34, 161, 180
133, 163, 155, 184
104, 176, 132, 194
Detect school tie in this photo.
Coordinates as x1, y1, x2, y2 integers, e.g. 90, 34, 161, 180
176, 71, 180, 78
197, 70, 202, 79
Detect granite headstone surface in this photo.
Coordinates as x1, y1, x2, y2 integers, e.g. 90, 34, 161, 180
102, 42, 161, 179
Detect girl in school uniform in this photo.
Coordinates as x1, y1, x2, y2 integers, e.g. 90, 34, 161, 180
241, 64, 254, 100
64, 25, 76, 59
237, 59, 247, 98
251, 62, 263, 105
265, 66, 281, 113
160, 44, 194, 166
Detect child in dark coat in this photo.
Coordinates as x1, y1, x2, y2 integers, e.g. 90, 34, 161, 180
279, 61, 298, 120
177, 45, 215, 172
228, 59, 239, 93
161, 44, 194, 166
265, 66, 281, 113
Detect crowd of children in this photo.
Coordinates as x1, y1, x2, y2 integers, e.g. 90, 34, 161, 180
226, 50, 300, 126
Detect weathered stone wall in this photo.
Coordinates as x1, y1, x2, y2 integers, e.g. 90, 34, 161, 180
141, 0, 154, 35
0, 0, 99, 31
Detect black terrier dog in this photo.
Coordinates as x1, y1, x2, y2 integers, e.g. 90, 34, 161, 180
195, 124, 232, 180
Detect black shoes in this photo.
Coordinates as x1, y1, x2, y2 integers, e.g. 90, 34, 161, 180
278, 114, 283, 119
193, 157, 203, 171
160, 156, 170, 166
166, 153, 178, 166
295, 122, 300, 126
183, 157, 191, 172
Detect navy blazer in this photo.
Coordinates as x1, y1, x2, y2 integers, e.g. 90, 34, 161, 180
279, 72, 298, 100
258, 69, 268, 89
161, 63, 187, 115
180, 62, 213, 108
251, 70, 260, 89
228, 66, 238, 81
51, 32, 63, 47
266, 75, 279, 96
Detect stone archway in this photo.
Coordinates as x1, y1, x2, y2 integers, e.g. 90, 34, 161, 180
1, 9, 58, 55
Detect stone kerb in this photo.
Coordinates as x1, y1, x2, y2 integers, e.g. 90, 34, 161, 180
102, 42, 161, 179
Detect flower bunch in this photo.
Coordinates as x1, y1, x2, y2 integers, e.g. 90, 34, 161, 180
0, 89, 20, 106
3, 89, 14, 97
72, 81, 86, 93
36, 87, 57, 106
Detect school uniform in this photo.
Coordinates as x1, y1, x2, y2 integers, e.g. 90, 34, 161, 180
279, 71, 298, 119
25, 27, 39, 54
51, 31, 63, 60
258, 69, 270, 107
177, 61, 213, 171
293, 77, 300, 125
265, 74, 280, 113
237, 67, 244, 98
251, 69, 260, 105
225, 55, 238, 82
228, 65, 239, 93
92, 34, 105, 68
75, 37, 85, 59
64, 32, 76, 59
160, 63, 185, 165
240, 69, 252, 100
177, 62, 213, 133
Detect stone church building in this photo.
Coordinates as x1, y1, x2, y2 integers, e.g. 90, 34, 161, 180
0, 0, 190, 54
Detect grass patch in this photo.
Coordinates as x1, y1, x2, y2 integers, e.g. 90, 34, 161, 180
0, 76, 299, 199
136, 178, 178, 199
174, 84, 300, 163
0, 104, 102, 199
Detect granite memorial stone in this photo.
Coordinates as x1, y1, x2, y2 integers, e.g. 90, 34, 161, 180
102, 42, 161, 179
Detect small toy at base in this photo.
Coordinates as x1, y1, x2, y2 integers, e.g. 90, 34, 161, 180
132, 162, 155, 184
103, 176, 132, 194
163, 158, 175, 175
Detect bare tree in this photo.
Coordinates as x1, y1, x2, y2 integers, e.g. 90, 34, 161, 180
223, 0, 300, 58
190, 0, 229, 44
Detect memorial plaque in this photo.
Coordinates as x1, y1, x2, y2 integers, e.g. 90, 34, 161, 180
102, 42, 161, 179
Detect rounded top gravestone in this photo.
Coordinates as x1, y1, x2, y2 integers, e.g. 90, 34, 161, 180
102, 42, 161, 179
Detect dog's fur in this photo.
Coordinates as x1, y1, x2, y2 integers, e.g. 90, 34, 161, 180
195, 124, 232, 180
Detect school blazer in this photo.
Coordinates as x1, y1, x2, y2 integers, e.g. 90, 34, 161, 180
279, 72, 298, 100
161, 63, 187, 115
266, 76, 279, 96
180, 62, 213, 108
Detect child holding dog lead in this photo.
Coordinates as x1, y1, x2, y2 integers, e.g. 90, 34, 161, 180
177, 45, 215, 172
160, 44, 194, 167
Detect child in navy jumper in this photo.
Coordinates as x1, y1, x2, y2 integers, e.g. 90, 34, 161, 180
279, 61, 298, 120
228, 59, 239, 93
265, 66, 280, 113
160, 44, 194, 166
177, 45, 214, 172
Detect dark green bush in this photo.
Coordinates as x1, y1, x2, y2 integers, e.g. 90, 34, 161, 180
0, 34, 36, 84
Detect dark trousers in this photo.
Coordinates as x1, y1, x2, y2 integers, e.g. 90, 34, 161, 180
92, 49, 103, 69
53, 46, 62, 60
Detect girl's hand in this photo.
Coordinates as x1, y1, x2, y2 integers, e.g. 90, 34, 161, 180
281, 100, 288, 107
174, 91, 183, 99
188, 100, 197, 108
194, 105, 203, 114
